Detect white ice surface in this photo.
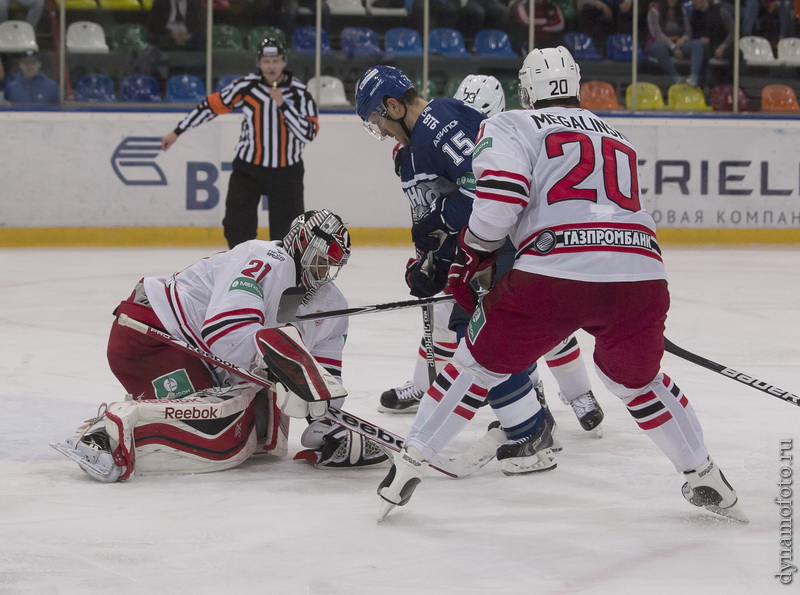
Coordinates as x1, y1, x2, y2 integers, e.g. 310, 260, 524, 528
1, 246, 798, 595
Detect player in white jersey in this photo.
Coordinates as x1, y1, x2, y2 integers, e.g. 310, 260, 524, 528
53, 210, 388, 482
375, 47, 747, 524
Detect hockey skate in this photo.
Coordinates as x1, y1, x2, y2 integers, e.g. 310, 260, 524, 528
534, 381, 562, 452
493, 419, 558, 476
50, 404, 124, 483
564, 390, 604, 436
681, 457, 749, 523
377, 445, 429, 521
378, 380, 424, 414
294, 420, 389, 469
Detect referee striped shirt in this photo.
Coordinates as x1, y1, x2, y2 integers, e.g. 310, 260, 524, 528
174, 71, 319, 168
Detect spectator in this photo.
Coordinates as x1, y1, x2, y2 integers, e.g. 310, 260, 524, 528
0, 0, 43, 29
646, 0, 705, 86
410, 0, 461, 31
509, 0, 565, 53
577, 0, 617, 47
282, 0, 330, 34
757, 0, 796, 46
4, 50, 58, 105
460, 0, 510, 40
149, 0, 207, 51
690, 0, 734, 85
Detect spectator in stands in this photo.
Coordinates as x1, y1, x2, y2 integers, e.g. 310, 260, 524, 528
646, 0, 705, 86
758, 0, 796, 45
282, 0, 330, 34
149, 0, 207, 51
4, 49, 58, 104
508, 0, 565, 53
691, 0, 734, 71
0, 0, 44, 29
410, 0, 460, 32
577, 0, 618, 48
460, 0, 510, 41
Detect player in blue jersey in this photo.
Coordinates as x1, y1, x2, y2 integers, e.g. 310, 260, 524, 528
355, 67, 604, 476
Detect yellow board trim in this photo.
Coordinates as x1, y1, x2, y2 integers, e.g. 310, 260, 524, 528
1, 227, 799, 248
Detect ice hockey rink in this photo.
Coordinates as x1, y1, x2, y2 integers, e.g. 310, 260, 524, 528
1, 244, 798, 594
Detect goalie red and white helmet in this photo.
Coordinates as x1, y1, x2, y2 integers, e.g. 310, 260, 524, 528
518, 46, 581, 108
453, 74, 506, 117
283, 209, 351, 293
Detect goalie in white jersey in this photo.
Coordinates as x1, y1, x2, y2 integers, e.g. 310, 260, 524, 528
53, 210, 388, 482
376, 47, 748, 523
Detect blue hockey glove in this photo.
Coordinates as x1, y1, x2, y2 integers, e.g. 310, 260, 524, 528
405, 255, 449, 298
412, 197, 453, 252
448, 229, 498, 314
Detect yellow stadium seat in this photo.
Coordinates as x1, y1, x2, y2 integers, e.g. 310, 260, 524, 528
98, 0, 141, 10
667, 83, 712, 111
57, 0, 99, 8
625, 82, 666, 110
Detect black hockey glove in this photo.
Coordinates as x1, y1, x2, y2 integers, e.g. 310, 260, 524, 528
405, 255, 449, 298
412, 197, 453, 252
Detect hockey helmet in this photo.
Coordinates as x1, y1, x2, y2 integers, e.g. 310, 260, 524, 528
518, 46, 581, 108
355, 65, 414, 138
453, 74, 506, 117
283, 210, 351, 293
257, 37, 286, 60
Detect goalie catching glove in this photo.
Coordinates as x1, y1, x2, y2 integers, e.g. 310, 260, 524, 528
447, 227, 501, 314
254, 325, 347, 419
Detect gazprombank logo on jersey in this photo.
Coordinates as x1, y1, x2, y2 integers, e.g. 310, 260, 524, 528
111, 137, 167, 186
230, 277, 264, 299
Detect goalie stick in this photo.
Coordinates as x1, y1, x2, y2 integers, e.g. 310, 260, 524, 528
115, 314, 501, 478
276, 286, 457, 323
664, 337, 800, 408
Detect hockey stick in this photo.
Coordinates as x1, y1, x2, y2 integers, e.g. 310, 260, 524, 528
422, 253, 438, 386
276, 286, 457, 323
116, 314, 500, 478
664, 337, 800, 408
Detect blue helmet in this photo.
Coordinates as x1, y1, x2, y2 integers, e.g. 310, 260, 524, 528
355, 65, 414, 122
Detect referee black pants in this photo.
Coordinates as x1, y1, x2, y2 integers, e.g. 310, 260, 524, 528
223, 158, 305, 248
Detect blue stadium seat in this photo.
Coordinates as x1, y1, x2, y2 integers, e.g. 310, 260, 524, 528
563, 32, 603, 61
166, 74, 206, 103
74, 74, 116, 101
292, 26, 334, 55
120, 74, 162, 102
384, 27, 422, 57
216, 73, 242, 92
429, 28, 469, 57
474, 29, 516, 58
341, 26, 382, 59
606, 33, 646, 62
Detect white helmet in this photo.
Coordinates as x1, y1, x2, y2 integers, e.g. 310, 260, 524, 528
518, 46, 581, 109
453, 74, 506, 117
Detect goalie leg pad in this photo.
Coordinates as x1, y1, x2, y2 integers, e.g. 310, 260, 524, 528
255, 326, 347, 405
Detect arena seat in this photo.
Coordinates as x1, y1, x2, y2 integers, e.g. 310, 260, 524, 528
341, 26, 382, 58
580, 80, 622, 110
474, 29, 517, 58
247, 26, 287, 49
667, 83, 712, 111
777, 37, 800, 66
760, 84, 800, 112
625, 82, 666, 110
564, 32, 602, 61
56, 0, 98, 9
709, 84, 751, 111
501, 77, 521, 109
74, 74, 116, 101
329, 0, 367, 15
384, 27, 422, 57
216, 73, 242, 91
66, 21, 109, 53
98, 0, 140, 10
412, 77, 439, 99
212, 24, 244, 51
121, 74, 162, 102
307, 75, 350, 107
429, 28, 469, 57
606, 33, 645, 62
739, 35, 781, 66
365, 0, 408, 17
167, 74, 206, 103
292, 26, 334, 55
0, 20, 38, 52
110, 23, 148, 51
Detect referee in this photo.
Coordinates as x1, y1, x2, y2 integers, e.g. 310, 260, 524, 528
161, 37, 319, 248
